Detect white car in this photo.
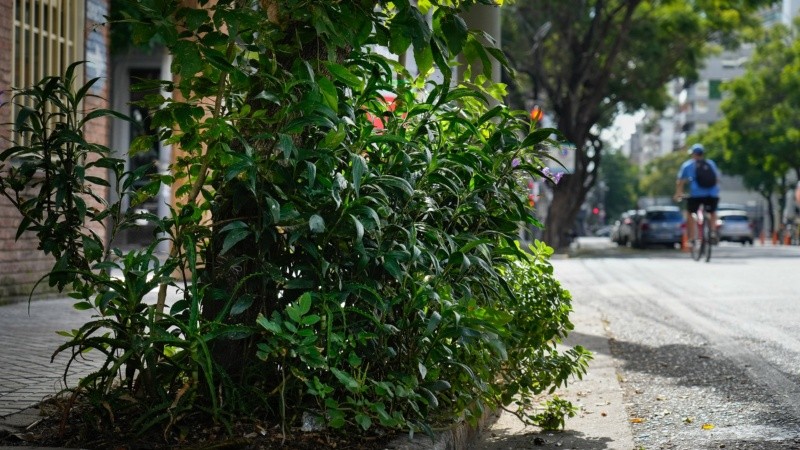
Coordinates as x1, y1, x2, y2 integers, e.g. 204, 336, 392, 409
716, 210, 754, 245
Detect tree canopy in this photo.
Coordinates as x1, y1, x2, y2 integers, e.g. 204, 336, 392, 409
501, 0, 774, 249
599, 150, 640, 220
695, 19, 800, 230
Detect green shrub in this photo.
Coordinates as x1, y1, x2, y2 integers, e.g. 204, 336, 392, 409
1, 0, 591, 442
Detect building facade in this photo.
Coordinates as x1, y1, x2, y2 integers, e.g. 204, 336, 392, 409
0, 0, 111, 302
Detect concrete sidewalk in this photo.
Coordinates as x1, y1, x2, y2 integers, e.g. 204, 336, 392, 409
466, 301, 636, 449
0, 294, 635, 449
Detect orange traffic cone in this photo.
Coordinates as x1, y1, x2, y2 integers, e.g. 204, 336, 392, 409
784, 232, 791, 246
772, 231, 779, 245
681, 231, 689, 252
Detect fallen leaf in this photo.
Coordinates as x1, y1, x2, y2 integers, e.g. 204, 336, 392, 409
702, 423, 715, 430
683, 416, 694, 424
630, 417, 644, 423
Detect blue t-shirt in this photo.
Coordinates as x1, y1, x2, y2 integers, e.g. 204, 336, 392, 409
677, 158, 720, 198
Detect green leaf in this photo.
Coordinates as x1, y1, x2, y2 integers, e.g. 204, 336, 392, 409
309, 214, 325, 233
355, 413, 372, 431
426, 311, 441, 334
305, 162, 317, 188
277, 133, 296, 159
266, 197, 281, 223
220, 221, 250, 255
521, 128, 559, 148
458, 238, 491, 254
331, 367, 360, 391
352, 154, 367, 194
376, 175, 414, 197
413, 44, 433, 76
297, 292, 312, 316
325, 62, 363, 90
301, 314, 320, 325
230, 294, 254, 316
440, 14, 468, 55
172, 40, 204, 81
350, 215, 364, 242
73, 301, 93, 311
383, 257, 403, 280
256, 313, 283, 334
321, 123, 346, 148
82, 236, 103, 262
317, 77, 339, 112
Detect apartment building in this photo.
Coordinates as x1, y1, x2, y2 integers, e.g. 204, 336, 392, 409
0, 0, 111, 302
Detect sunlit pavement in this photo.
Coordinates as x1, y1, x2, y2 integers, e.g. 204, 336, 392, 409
567, 236, 800, 259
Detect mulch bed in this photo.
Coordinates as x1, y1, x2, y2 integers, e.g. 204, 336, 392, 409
0, 400, 401, 449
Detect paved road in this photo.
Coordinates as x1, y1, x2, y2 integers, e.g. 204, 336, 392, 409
0, 284, 180, 420
552, 238, 800, 449
0, 297, 98, 418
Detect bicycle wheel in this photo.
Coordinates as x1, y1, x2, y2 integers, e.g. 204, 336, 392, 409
689, 212, 704, 261
703, 213, 712, 262
690, 233, 703, 260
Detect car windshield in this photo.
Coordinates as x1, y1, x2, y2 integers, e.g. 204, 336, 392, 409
722, 215, 748, 222
646, 210, 682, 221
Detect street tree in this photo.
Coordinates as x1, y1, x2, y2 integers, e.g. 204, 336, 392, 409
709, 22, 800, 231
599, 150, 640, 222
501, 0, 772, 249
638, 150, 685, 200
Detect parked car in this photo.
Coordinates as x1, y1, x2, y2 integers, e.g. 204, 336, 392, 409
717, 210, 754, 245
594, 225, 614, 237
634, 205, 684, 248
611, 209, 644, 246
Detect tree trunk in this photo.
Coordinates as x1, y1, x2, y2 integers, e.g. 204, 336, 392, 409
767, 196, 775, 234
543, 175, 583, 250
541, 133, 601, 251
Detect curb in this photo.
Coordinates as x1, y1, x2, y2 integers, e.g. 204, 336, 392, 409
384, 409, 500, 450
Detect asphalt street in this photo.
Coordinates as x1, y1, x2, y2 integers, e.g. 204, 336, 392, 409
549, 237, 800, 449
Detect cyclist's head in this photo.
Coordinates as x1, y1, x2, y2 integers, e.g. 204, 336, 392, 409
689, 143, 705, 156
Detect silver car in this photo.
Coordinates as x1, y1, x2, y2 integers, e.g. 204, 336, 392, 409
716, 210, 754, 245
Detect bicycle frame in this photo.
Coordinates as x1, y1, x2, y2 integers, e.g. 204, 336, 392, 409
689, 203, 713, 262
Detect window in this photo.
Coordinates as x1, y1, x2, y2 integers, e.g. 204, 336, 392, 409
709, 80, 722, 100
694, 80, 709, 99
12, 0, 85, 136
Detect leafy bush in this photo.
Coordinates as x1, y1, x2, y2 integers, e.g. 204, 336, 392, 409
0, 0, 591, 443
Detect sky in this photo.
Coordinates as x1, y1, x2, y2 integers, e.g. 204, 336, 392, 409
601, 111, 644, 149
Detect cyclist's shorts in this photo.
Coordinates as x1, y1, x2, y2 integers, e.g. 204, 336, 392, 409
686, 196, 719, 214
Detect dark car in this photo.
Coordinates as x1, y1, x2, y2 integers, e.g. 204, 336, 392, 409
633, 206, 684, 248
611, 209, 644, 246
717, 210, 754, 245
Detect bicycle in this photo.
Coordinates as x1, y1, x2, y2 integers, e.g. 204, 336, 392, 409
682, 196, 713, 262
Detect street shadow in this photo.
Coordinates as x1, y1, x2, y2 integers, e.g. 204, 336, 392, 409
562, 330, 800, 448
471, 428, 616, 449
567, 329, 772, 400
570, 332, 800, 434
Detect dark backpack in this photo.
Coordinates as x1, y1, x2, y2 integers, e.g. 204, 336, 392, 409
694, 159, 717, 188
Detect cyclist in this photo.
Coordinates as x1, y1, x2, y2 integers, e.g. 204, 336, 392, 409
674, 143, 721, 243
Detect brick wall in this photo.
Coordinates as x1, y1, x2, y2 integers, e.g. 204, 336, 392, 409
0, 0, 111, 304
